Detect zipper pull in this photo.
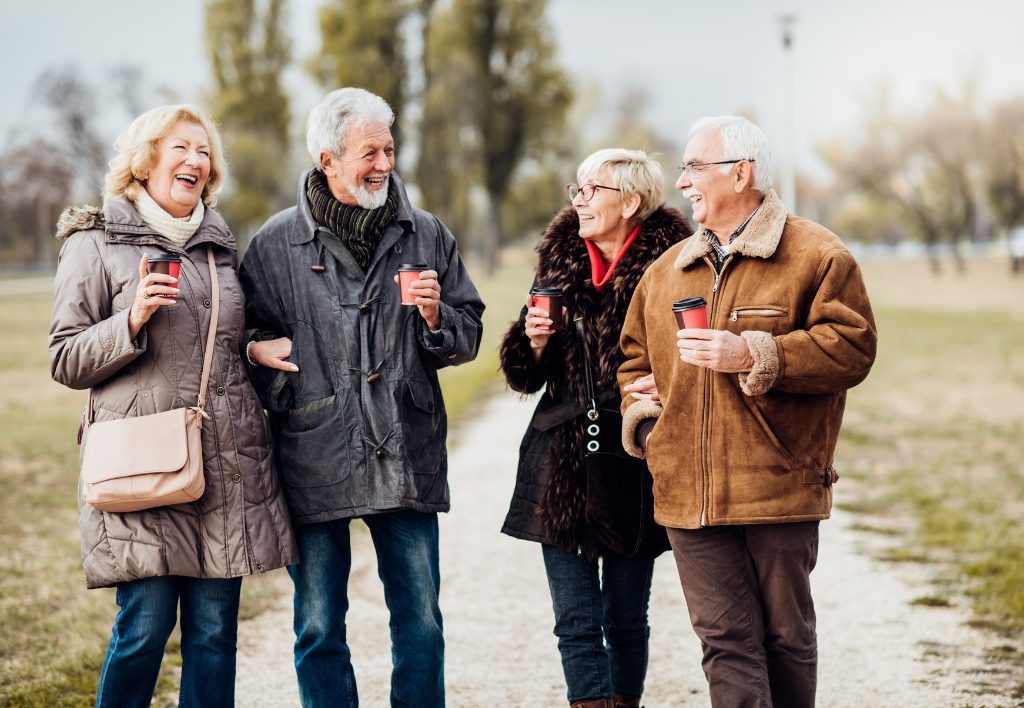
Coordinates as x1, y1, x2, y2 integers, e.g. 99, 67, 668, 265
731, 310, 738, 321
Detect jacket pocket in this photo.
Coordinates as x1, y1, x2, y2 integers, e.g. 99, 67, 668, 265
738, 394, 801, 469
729, 305, 789, 335
396, 379, 445, 477
274, 394, 352, 488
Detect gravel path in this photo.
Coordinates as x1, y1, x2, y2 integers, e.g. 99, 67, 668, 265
235, 393, 1020, 706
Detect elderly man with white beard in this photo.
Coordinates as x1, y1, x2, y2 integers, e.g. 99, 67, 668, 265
618, 116, 876, 707
239, 87, 484, 707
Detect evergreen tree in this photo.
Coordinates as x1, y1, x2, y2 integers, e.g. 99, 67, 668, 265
419, 0, 571, 272
204, 0, 292, 242
306, 0, 412, 147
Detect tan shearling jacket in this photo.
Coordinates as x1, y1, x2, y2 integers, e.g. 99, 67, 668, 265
618, 190, 877, 529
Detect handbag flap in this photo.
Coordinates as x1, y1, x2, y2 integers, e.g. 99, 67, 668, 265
81, 408, 195, 483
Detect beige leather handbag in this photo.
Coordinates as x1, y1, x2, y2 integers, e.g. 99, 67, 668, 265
80, 248, 218, 513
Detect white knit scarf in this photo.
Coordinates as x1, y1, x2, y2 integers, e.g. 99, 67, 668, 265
134, 188, 205, 246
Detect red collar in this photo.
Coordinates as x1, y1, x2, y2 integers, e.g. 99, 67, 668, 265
585, 223, 641, 292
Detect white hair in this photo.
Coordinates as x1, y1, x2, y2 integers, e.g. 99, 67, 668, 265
305, 88, 395, 168
688, 116, 774, 193
576, 148, 664, 221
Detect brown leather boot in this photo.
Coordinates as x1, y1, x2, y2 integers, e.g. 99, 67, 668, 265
569, 700, 613, 708
612, 695, 642, 708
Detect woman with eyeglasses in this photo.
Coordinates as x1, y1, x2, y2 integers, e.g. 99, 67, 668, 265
499, 149, 692, 707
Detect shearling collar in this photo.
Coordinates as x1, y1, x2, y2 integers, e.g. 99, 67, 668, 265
673, 189, 788, 270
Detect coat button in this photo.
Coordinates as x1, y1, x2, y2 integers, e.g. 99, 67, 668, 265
231, 472, 241, 482
203, 298, 212, 308
256, 563, 265, 572
375, 448, 386, 459
310, 264, 326, 273
216, 386, 226, 396
366, 372, 381, 383
359, 303, 371, 313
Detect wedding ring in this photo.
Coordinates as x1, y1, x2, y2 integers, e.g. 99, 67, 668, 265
143, 291, 151, 299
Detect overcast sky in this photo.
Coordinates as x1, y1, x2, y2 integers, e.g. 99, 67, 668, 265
2, 0, 1021, 184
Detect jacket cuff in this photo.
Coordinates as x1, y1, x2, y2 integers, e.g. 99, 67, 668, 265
621, 399, 662, 459
419, 303, 454, 353
738, 330, 779, 396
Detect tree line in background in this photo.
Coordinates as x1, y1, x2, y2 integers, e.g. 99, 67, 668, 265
814, 78, 1024, 273
1, 2, 1023, 274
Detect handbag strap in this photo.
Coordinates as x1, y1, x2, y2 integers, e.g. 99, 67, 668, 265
574, 317, 599, 421
87, 247, 219, 424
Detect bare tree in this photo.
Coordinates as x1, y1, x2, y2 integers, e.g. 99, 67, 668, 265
983, 97, 1024, 273
0, 139, 74, 265
33, 66, 108, 198
821, 82, 981, 273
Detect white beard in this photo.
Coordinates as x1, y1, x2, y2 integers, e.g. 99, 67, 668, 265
344, 174, 390, 210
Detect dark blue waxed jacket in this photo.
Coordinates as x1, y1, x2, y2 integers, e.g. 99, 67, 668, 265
239, 170, 484, 524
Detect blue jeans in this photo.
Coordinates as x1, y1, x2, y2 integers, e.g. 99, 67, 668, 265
289, 510, 444, 707
95, 575, 242, 708
542, 544, 655, 703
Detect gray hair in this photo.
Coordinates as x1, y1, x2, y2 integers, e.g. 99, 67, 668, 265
305, 88, 395, 168
576, 148, 664, 221
688, 116, 774, 193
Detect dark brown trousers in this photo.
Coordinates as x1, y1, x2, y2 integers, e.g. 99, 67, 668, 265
667, 522, 819, 708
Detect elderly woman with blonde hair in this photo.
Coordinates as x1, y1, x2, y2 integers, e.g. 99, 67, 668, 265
499, 148, 692, 707
48, 105, 296, 707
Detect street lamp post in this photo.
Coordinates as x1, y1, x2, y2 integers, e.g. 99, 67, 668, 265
779, 14, 798, 214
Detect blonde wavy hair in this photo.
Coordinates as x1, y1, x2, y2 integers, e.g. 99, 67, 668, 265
104, 105, 226, 206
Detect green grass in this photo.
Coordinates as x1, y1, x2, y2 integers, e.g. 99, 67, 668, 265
910, 595, 953, 608
438, 250, 535, 441
836, 259, 1024, 641
0, 255, 534, 705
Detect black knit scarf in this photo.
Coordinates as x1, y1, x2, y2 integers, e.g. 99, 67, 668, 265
306, 169, 398, 271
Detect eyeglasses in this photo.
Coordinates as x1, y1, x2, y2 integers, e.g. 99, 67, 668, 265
678, 159, 755, 179
565, 183, 621, 202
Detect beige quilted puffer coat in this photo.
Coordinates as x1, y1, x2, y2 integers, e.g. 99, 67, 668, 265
49, 197, 297, 589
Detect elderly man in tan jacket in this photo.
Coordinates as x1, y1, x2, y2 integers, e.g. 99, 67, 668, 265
618, 115, 877, 707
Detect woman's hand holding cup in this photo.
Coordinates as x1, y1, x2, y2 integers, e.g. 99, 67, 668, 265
128, 254, 179, 339
524, 302, 560, 361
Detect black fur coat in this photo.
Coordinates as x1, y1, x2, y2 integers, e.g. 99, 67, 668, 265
499, 205, 692, 557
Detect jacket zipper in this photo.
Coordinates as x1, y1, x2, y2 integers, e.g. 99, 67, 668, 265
700, 255, 736, 525
730, 307, 787, 321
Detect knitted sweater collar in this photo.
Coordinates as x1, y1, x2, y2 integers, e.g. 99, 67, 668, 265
133, 188, 204, 246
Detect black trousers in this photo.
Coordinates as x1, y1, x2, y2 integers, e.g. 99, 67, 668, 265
667, 522, 819, 708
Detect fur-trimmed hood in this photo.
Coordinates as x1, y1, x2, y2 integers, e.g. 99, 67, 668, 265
56, 205, 104, 240
499, 205, 692, 555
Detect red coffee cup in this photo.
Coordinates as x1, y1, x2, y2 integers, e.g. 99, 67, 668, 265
398, 263, 429, 306
673, 297, 708, 329
148, 253, 182, 299
529, 287, 564, 330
